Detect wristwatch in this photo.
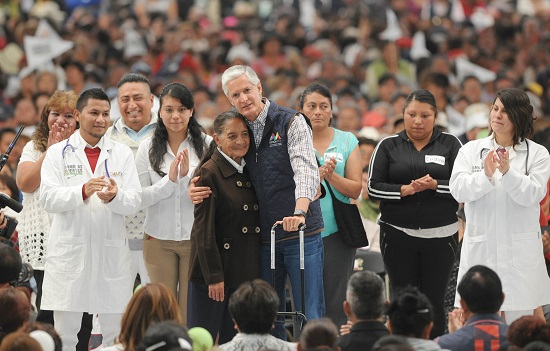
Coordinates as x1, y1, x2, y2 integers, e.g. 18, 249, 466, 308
293, 209, 307, 218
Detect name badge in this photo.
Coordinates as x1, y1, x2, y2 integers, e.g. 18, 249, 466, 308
324, 152, 343, 163
64, 164, 83, 178
425, 155, 445, 165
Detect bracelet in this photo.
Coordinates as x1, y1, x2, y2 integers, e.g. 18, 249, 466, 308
293, 209, 307, 218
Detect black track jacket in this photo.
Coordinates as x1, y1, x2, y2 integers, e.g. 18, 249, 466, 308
367, 129, 462, 229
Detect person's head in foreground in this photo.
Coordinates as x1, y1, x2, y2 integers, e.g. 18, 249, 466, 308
298, 318, 339, 351
372, 335, 414, 351
136, 321, 192, 351
386, 286, 434, 339
228, 279, 279, 334
117, 283, 184, 351
457, 264, 504, 316
345, 270, 386, 322
507, 315, 550, 349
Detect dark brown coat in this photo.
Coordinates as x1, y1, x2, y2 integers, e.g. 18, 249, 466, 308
189, 149, 260, 288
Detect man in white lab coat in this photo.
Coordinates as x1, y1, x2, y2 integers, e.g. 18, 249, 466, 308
40, 88, 142, 351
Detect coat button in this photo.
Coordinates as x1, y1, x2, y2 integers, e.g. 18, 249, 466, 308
237, 181, 243, 187
224, 243, 230, 250
246, 182, 251, 187
243, 204, 249, 211
253, 204, 259, 211
242, 227, 248, 233
255, 227, 260, 233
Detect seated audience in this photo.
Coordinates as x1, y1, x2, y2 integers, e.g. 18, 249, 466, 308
0, 243, 22, 289
0, 286, 31, 343
28, 330, 57, 351
436, 265, 508, 350
298, 318, 339, 351
507, 316, 550, 349
386, 286, 445, 350
23, 322, 62, 351
0, 331, 43, 351
372, 335, 415, 351
104, 283, 184, 351
136, 321, 193, 351
220, 279, 296, 351
338, 271, 389, 351
187, 327, 214, 351
523, 341, 550, 351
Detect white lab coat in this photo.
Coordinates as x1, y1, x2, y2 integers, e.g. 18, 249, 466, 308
39, 131, 142, 313
450, 135, 550, 310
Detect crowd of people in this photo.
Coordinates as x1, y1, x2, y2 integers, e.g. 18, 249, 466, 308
0, 0, 550, 350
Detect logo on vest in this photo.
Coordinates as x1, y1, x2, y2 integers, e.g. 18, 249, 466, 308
269, 132, 282, 147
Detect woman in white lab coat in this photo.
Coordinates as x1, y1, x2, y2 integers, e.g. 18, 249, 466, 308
450, 88, 550, 323
135, 82, 211, 324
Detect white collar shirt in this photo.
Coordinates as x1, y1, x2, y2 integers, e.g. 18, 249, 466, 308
217, 147, 246, 173
134, 134, 212, 240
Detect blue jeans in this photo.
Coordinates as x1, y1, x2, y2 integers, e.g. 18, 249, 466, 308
260, 233, 325, 340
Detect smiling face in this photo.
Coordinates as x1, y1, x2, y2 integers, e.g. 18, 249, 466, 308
225, 75, 264, 122
300, 92, 332, 131
117, 82, 154, 132
47, 106, 77, 133
490, 98, 514, 141
75, 98, 111, 145
403, 99, 436, 143
214, 117, 250, 163
159, 96, 193, 136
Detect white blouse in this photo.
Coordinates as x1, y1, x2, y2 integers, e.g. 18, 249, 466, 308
17, 140, 51, 269
135, 134, 211, 241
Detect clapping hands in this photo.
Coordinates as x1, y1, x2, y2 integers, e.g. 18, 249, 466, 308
47, 122, 73, 148
484, 149, 510, 177
320, 158, 336, 181
401, 174, 437, 196
169, 149, 190, 182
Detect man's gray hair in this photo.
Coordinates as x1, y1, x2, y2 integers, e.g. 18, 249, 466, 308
221, 65, 260, 96
346, 271, 386, 320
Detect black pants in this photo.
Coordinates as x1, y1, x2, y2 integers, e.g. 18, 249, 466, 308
34, 270, 54, 324
34, 270, 93, 351
380, 223, 458, 339
187, 280, 237, 345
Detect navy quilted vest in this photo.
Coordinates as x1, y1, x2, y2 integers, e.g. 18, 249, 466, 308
244, 101, 323, 242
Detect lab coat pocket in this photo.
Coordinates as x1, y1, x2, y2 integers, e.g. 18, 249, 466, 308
463, 233, 488, 264
103, 239, 127, 279
512, 232, 539, 270
49, 236, 86, 273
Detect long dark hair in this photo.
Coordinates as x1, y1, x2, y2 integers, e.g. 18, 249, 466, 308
193, 111, 247, 178
493, 88, 535, 146
149, 83, 206, 177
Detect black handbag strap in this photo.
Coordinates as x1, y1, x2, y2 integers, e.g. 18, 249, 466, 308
324, 181, 339, 201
